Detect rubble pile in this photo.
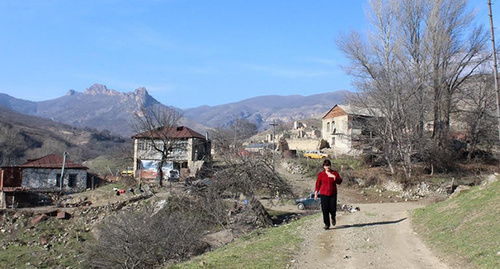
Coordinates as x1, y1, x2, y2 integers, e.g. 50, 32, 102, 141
281, 160, 307, 175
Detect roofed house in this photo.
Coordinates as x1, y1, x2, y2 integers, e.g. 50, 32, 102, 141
1, 153, 88, 208
132, 126, 211, 179
322, 104, 377, 156
20, 154, 89, 192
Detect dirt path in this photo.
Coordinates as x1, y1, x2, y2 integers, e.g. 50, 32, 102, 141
292, 202, 450, 269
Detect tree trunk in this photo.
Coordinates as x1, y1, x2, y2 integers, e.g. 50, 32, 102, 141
249, 197, 272, 227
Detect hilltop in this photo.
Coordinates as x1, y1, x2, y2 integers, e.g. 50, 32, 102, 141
0, 84, 348, 136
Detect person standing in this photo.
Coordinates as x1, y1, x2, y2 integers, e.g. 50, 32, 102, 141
314, 159, 342, 230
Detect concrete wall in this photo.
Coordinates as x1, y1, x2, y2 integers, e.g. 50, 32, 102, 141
286, 138, 320, 151
22, 168, 87, 192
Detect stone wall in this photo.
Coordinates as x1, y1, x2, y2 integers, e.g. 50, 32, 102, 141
22, 168, 87, 192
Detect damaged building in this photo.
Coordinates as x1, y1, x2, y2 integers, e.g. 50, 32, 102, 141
322, 104, 377, 156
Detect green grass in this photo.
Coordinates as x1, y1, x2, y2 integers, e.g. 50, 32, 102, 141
413, 179, 500, 269
167, 214, 317, 269
0, 216, 94, 268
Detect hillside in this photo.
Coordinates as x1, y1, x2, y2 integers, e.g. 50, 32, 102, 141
0, 106, 128, 166
184, 91, 348, 130
413, 178, 500, 269
0, 85, 348, 136
0, 84, 207, 136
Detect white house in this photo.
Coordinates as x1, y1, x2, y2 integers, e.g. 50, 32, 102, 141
322, 105, 376, 156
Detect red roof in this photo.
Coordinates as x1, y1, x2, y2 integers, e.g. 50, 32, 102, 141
132, 126, 206, 140
20, 154, 88, 169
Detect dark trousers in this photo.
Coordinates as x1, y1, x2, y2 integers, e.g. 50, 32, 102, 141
320, 194, 337, 227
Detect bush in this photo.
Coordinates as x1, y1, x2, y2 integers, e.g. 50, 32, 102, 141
87, 207, 208, 268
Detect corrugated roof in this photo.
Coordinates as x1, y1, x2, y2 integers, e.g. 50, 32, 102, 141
20, 154, 88, 169
132, 126, 206, 140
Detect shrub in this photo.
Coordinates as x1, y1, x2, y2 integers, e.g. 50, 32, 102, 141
87, 207, 208, 268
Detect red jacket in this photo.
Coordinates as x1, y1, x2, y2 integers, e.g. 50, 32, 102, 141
315, 170, 342, 196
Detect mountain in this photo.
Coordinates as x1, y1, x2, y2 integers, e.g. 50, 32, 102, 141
0, 93, 37, 114
0, 84, 206, 136
0, 106, 127, 166
183, 91, 349, 129
0, 84, 349, 136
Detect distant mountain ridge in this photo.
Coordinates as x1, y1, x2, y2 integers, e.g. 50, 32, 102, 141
0, 84, 184, 136
0, 84, 349, 135
183, 91, 349, 129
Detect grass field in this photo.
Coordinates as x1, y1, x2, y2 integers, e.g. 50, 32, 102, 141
167, 214, 316, 269
413, 179, 500, 269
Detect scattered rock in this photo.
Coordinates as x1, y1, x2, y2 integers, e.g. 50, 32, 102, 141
56, 211, 71, 220
31, 214, 48, 226
449, 185, 470, 198
482, 174, 499, 186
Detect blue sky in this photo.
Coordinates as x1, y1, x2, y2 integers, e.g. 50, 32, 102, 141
0, 0, 496, 109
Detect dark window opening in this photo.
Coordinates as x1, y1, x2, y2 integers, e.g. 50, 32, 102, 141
68, 174, 77, 188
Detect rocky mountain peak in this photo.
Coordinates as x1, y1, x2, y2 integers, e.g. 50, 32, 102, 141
84, 83, 120, 96
132, 87, 159, 107
66, 89, 76, 96
133, 87, 148, 97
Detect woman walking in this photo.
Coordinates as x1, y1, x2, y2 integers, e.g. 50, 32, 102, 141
314, 159, 342, 230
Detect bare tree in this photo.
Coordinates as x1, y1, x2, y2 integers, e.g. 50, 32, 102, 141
132, 106, 183, 187
425, 0, 489, 146
211, 117, 258, 156
458, 74, 498, 160
337, 0, 490, 177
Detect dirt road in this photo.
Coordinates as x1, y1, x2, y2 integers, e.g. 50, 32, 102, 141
292, 202, 450, 269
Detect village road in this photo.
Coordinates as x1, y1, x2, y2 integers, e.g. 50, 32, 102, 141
291, 202, 451, 269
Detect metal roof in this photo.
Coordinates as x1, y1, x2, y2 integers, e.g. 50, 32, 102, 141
132, 126, 206, 140
20, 154, 88, 169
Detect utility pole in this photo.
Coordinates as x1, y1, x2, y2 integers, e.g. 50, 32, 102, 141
488, 0, 500, 158
1, 169, 5, 209
270, 120, 278, 170
59, 152, 67, 193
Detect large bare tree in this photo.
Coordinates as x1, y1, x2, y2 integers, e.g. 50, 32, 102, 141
337, 0, 489, 177
132, 106, 183, 187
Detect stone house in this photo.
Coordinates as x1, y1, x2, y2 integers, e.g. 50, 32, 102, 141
322, 104, 376, 156
20, 154, 89, 192
132, 126, 211, 179
1, 154, 88, 208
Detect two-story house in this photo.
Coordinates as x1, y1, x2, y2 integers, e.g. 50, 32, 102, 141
322, 104, 376, 156
132, 126, 210, 179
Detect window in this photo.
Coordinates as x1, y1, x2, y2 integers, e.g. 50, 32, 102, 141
326, 122, 330, 132
68, 174, 77, 188
56, 173, 61, 187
